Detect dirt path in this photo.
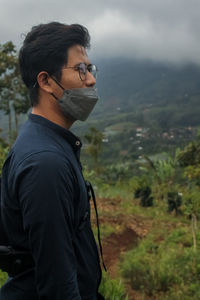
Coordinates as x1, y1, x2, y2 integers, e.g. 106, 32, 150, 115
91, 197, 153, 299
103, 227, 139, 277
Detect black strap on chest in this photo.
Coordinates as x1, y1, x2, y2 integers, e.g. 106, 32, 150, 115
85, 181, 107, 272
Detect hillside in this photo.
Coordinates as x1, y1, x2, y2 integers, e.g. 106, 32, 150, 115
73, 59, 200, 163
1, 59, 200, 162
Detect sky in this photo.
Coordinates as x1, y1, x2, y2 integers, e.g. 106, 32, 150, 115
0, 0, 200, 65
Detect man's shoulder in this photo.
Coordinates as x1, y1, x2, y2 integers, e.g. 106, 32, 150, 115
3, 148, 76, 191
13, 119, 73, 165
3, 117, 78, 182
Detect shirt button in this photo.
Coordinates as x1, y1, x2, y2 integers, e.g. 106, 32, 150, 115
76, 141, 80, 146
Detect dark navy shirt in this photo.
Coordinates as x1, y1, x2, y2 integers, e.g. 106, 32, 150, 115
0, 114, 102, 300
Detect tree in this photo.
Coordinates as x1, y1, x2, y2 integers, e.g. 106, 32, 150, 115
177, 131, 200, 185
177, 131, 200, 248
139, 153, 178, 201
84, 127, 104, 167
140, 154, 177, 186
0, 42, 30, 144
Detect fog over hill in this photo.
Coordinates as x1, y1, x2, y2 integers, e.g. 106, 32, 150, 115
1, 58, 200, 139
93, 58, 200, 115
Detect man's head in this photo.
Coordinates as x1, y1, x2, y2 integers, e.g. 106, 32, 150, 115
19, 22, 94, 107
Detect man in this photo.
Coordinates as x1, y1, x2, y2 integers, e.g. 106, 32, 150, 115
0, 22, 104, 300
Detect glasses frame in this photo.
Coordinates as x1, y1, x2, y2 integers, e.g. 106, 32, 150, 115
63, 62, 98, 81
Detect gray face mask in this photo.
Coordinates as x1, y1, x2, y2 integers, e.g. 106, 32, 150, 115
51, 78, 99, 121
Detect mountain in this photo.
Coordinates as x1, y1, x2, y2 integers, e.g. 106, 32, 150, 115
1, 58, 200, 162
71, 58, 200, 132
73, 59, 200, 163
94, 58, 200, 112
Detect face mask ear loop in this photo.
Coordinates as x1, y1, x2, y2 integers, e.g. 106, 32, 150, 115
50, 76, 65, 101
51, 76, 65, 90
51, 93, 59, 100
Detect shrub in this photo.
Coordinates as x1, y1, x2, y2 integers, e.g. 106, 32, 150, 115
98, 271, 129, 300
134, 186, 154, 207
0, 270, 8, 287
0, 145, 9, 286
182, 187, 200, 219
121, 228, 200, 297
0, 146, 9, 173
167, 192, 182, 215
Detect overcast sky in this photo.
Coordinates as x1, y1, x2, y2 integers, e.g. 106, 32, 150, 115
0, 0, 200, 65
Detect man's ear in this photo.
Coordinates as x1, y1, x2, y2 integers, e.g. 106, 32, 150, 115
37, 71, 53, 93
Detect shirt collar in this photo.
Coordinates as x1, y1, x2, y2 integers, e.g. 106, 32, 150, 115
28, 113, 82, 154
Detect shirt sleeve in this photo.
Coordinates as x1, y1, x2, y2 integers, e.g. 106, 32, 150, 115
17, 151, 81, 300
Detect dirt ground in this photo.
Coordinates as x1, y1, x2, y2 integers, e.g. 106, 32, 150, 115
91, 197, 153, 300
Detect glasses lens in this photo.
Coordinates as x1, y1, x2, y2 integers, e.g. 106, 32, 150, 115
79, 63, 87, 81
88, 64, 98, 79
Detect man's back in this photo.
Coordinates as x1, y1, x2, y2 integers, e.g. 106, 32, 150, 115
0, 114, 101, 299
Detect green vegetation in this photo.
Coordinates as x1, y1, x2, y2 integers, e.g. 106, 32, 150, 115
0, 41, 29, 144
1, 40, 200, 298
121, 227, 200, 299
0, 271, 8, 288
0, 145, 9, 287
85, 130, 200, 299
93, 223, 115, 240
84, 126, 104, 169
99, 271, 129, 300
0, 146, 9, 171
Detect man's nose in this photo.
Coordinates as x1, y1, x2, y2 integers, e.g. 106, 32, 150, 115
85, 71, 96, 87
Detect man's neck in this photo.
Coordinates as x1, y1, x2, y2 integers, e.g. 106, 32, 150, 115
31, 106, 74, 130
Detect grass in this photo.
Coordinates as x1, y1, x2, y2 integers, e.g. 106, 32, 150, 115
99, 271, 129, 300
0, 271, 8, 287
93, 223, 116, 240
90, 178, 200, 299
120, 222, 200, 299
95, 183, 133, 200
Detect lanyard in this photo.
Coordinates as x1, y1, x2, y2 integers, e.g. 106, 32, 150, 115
85, 181, 107, 272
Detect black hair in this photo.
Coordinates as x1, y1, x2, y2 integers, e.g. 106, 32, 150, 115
19, 22, 90, 106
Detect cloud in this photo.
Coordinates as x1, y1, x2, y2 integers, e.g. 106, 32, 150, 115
0, 0, 200, 64
87, 2, 200, 64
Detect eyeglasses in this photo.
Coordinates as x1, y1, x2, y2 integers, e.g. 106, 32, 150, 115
63, 62, 98, 81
